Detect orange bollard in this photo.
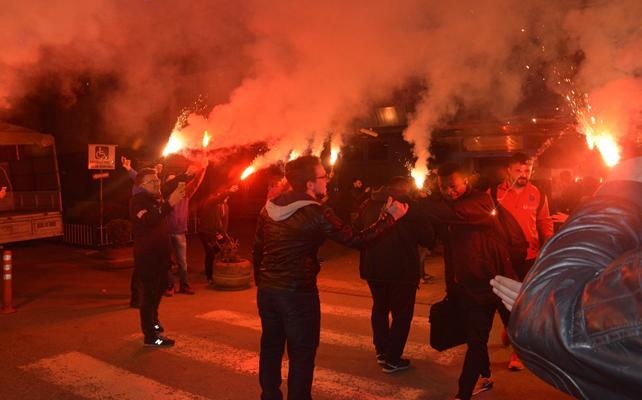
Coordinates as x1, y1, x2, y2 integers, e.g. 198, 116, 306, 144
2, 250, 16, 314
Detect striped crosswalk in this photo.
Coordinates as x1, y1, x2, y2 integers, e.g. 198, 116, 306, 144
22, 296, 462, 400
197, 309, 460, 366
159, 334, 425, 400
22, 352, 208, 400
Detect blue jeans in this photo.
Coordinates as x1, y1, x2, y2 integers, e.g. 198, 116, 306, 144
168, 233, 189, 287
257, 288, 320, 400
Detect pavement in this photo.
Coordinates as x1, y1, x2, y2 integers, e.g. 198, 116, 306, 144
0, 220, 571, 400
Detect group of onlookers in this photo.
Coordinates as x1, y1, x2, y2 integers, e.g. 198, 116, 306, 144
123, 149, 642, 400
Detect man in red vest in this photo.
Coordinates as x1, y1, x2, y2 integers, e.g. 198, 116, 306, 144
494, 152, 553, 370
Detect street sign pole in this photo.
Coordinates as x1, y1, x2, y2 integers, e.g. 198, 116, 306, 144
99, 169, 104, 246
88, 144, 116, 247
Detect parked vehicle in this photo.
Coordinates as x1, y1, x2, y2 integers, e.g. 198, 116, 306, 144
0, 122, 63, 244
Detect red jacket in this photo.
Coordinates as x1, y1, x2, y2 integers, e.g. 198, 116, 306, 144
496, 181, 553, 260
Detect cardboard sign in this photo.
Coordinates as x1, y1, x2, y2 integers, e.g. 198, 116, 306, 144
88, 144, 116, 170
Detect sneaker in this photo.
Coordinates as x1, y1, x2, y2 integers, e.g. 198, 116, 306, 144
376, 353, 386, 365
143, 336, 175, 347
472, 377, 494, 396
163, 287, 174, 297
381, 358, 410, 373
153, 323, 164, 334
501, 329, 510, 347
178, 285, 195, 295
508, 353, 524, 371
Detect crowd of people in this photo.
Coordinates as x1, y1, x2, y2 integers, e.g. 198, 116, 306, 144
124, 151, 641, 400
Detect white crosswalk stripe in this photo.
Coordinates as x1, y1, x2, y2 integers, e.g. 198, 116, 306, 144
162, 333, 426, 400
22, 297, 461, 400
197, 309, 461, 366
320, 303, 430, 330
22, 352, 208, 400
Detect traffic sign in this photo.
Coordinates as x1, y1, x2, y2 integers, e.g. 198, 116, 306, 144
92, 172, 110, 180
88, 144, 116, 170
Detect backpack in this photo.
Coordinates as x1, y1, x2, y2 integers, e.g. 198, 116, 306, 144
489, 185, 545, 266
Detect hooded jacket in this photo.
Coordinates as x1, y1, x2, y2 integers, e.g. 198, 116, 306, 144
356, 187, 435, 284
252, 190, 396, 292
510, 180, 642, 400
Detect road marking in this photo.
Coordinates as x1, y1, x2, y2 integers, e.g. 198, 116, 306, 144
197, 310, 461, 366
318, 277, 369, 294
320, 303, 430, 330
22, 352, 207, 400
124, 334, 426, 400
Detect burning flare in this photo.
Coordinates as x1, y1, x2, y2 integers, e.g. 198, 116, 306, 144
162, 132, 184, 157
241, 166, 256, 180
585, 129, 621, 167
329, 147, 339, 165
202, 130, 211, 147
411, 168, 427, 189
289, 150, 300, 161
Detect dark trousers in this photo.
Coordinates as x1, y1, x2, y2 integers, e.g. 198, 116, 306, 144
456, 302, 496, 400
257, 288, 320, 400
199, 232, 220, 280
367, 281, 417, 362
130, 268, 142, 306
495, 257, 535, 331
139, 270, 168, 341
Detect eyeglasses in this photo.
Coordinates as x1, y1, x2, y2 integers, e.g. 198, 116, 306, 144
315, 174, 328, 180
142, 178, 160, 185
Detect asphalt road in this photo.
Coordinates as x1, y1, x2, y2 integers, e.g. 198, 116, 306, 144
0, 223, 571, 400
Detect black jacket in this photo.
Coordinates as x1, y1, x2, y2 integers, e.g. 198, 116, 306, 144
510, 180, 642, 400
252, 191, 396, 293
197, 189, 233, 235
424, 187, 515, 304
356, 188, 435, 284
129, 191, 172, 275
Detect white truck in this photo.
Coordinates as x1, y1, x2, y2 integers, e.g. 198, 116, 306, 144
0, 122, 63, 244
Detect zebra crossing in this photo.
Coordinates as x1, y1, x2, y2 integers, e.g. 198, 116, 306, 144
21, 297, 462, 400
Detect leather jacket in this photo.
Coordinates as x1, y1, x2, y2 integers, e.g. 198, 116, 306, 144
252, 191, 395, 292
510, 180, 642, 400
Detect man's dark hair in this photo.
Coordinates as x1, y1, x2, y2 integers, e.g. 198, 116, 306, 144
134, 168, 157, 186
508, 152, 531, 166
285, 155, 321, 192
437, 162, 463, 177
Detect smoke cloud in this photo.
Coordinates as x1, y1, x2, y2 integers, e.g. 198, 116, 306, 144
1, 0, 640, 173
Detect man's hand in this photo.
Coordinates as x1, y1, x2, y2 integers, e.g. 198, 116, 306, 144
384, 196, 409, 221
549, 212, 569, 224
490, 275, 523, 311
121, 156, 132, 171
228, 184, 240, 193
168, 182, 186, 206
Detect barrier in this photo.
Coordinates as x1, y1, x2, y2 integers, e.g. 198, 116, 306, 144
2, 250, 16, 314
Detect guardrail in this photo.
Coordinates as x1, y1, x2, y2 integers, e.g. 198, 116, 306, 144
63, 214, 200, 247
